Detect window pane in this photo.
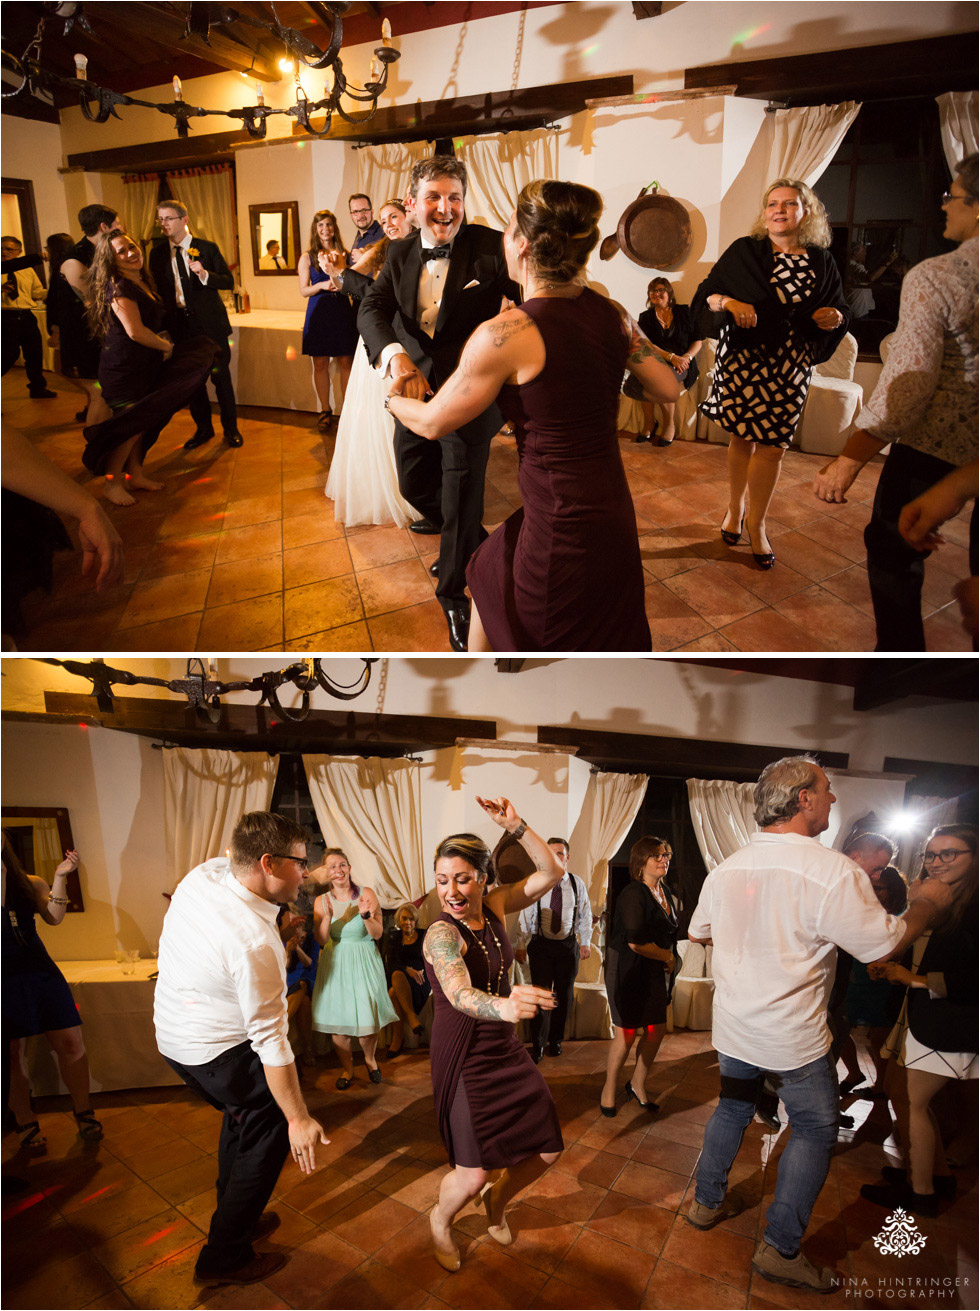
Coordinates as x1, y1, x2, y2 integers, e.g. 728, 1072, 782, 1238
819, 164, 850, 224
854, 162, 923, 227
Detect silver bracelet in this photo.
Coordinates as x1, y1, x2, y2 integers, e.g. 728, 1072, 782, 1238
511, 819, 528, 841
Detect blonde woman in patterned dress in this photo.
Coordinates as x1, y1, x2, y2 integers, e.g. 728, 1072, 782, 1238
692, 180, 849, 569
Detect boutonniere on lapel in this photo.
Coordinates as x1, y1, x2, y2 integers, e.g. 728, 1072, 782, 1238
187, 247, 200, 260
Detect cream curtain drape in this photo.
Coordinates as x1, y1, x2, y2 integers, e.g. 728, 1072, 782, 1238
303, 756, 424, 908
163, 749, 277, 888
686, 779, 757, 873
936, 91, 979, 174
454, 129, 559, 229
122, 174, 162, 244
169, 166, 238, 277
354, 140, 434, 214
569, 771, 648, 910
768, 101, 861, 188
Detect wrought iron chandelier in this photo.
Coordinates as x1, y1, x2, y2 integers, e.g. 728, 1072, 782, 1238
2, 2, 401, 139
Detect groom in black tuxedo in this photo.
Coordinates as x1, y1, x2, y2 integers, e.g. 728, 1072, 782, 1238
149, 200, 242, 450
358, 156, 517, 651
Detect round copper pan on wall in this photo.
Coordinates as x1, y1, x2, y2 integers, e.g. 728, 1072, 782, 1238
616, 190, 692, 269
491, 829, 535, 885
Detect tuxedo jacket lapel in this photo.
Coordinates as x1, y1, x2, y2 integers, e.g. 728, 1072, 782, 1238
397, 236, 423, 320
434, 229, 473, 335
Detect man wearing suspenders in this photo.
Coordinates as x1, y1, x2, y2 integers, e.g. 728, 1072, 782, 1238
515, 838, 593, 1063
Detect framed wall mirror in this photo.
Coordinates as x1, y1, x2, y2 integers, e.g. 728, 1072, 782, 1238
249, 201, 301, 275
2, 806, 83, 912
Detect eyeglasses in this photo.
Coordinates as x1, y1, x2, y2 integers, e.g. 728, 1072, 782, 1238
350, 208, 372, 216
652, 854, 671, 863
922, 848, 970, 865
268, 853, 309, 871
941, 190, 970, 206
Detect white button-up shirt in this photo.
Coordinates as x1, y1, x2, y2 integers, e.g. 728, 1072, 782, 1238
169, 231, 208, 309
517, 872, 593, 948
378, 235, 454, 376
154, 857, 293, 1068
688, 832, 905, 1071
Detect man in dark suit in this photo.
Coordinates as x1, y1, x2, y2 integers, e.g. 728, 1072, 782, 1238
149, 201, 242, 450
358, 157, 516, 650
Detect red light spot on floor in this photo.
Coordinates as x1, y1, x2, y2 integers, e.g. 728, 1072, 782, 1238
142, 1223, 177, 1246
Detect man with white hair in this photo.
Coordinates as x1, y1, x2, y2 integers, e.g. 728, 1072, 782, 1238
684, 755, 951, 1294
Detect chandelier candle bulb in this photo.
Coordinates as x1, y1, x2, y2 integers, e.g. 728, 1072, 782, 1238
73, 52, 88, 78
255, 81, 264, 105
172, 75, 182, 101
370, 57, 380, 81
382, 17, 392, 45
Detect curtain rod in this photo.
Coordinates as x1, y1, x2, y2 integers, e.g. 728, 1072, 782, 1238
150, 743, 423, 762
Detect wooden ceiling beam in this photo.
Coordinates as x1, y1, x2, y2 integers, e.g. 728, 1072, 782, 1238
65, 128, 249, 174
105, 2, 283, 82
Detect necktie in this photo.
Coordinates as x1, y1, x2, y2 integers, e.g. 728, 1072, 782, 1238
274, 256, 283, 268
549, 880, 564, 936
3, 272, 17, 301
422, 245, 451, 262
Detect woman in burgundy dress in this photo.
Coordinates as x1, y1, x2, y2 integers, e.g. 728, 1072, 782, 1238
423, 797, 565, 1272
387, 179, 680, 652
83, 231, 214, 504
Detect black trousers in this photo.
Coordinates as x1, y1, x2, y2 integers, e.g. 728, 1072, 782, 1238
172, 310, 238, 437
394, 422, 490, 607
1, 309, 47, 391
865, 442, 954, 652
527, 935, 579, 1050
164, 1041, 289, 1276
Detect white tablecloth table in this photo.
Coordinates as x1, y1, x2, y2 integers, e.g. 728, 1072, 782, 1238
26, 958, 183, 1095
227, 309, 320, 412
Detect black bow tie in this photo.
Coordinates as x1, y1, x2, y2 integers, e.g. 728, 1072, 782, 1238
422, 245, 452, 262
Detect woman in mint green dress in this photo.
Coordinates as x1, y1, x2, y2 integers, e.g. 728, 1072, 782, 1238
312, 848, 398, 1088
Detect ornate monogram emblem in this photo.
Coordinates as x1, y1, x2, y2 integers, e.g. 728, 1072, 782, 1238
872, 1208, 927, 1257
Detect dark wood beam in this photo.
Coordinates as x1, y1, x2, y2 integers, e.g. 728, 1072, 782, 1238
686, 33, 977, 105
65, 128, 249, 174
34, 693, 495, 756
288, 73, 633, 144
631, 3, 664, 18
101, 1, 282, 82
883, 759, 979, 801
0, 93, 61, 126
538, 725, 849, 781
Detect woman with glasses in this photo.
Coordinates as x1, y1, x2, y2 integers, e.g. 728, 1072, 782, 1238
600, 836, 678, 1116
861, 825, 978, 1217
310, 848, 397, 1087
813, 153, 979, 650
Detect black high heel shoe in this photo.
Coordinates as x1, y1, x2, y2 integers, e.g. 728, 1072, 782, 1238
625, 1081, 659, 1112
599, 1096, 618, 1118
720, 515, 744, 547
748, 531, 775, 570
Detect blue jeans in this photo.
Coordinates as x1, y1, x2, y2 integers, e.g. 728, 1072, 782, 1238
694, 1051, 838, 1256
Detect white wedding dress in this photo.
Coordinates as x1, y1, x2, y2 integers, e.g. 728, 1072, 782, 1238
325, 339, 416, 527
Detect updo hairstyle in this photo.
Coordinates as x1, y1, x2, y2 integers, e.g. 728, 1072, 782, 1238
515, 179, 603, 284
433, 832, 495, 885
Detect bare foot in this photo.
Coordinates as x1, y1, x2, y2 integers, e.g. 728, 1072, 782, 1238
126, 474, 164, 491
430, 1204, 460, 1272
104, 481, 136, 507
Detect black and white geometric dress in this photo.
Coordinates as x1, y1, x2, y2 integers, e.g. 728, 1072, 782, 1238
701, 252, 817, 448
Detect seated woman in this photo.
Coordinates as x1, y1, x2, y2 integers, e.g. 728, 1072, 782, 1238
2, 836, 103, 1148
387, 179, 679, 652
862, 825, 978, 1217
82, 231, 214, 505
278, 906, 319, 1067
424, 796, 565, 1271
635, 277, 702, 446
299, 209, 357, 427
324, 199, 418, 527
387, 901, 429, 1054
601, 836, 677, 1115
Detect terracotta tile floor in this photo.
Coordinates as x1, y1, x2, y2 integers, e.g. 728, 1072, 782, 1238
4, 372, 973, 653
3, 1034, 976, 1310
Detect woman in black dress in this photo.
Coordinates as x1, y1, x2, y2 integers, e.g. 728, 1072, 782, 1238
601, 836, 678, 1116
299, 209, 357, 426
423, 799, 564, 1272
82, 231, 214, 505
387, 902, 429, 1054
2, 834, 102, 1149
635, 278, 703, 446
692, 179, 849, 569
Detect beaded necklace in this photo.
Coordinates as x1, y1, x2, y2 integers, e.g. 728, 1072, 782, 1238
458, 915, 506, 996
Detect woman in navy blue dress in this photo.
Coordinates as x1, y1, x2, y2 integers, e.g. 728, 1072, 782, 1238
2, 833, 103, 1149
299, 209, 358, 427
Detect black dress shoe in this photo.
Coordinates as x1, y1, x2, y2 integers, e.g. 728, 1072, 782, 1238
860, 1181, 939, 1217
530, 1046, 543, 1064
194, 1251, 287, 1287
547, 1042, 562, 1057
74, 408, 88, 423
409, 518, 441, 535
429, 560, 439, 578
29, 388, 57, 399
184, 430, 214, 451
445, 603, 470, 652
224, 431, 244, 448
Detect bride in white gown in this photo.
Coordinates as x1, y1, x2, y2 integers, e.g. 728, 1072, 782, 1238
325, 200, 417, 528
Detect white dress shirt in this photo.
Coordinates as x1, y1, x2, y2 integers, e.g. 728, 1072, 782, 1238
379, 234, 454, 375
154, 857, 293, 1068
517, 872, 593, 948
169, 231, 208, 308
688, 832, 905, 1071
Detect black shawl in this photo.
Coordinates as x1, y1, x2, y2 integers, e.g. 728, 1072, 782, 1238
691, 236, 850, 366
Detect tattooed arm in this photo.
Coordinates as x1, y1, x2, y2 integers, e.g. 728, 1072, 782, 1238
423, 920, 557, 1024
386, 308, 540, 440
615, 302, 682, 404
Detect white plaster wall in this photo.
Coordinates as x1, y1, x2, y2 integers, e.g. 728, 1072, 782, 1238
1, 118, 71, 245
3, 657, 975, 958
